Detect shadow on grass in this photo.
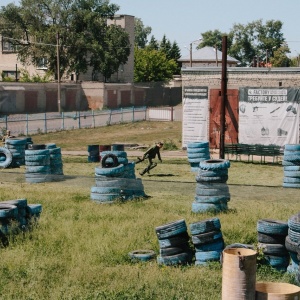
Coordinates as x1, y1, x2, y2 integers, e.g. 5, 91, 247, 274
147, 174, 176, 177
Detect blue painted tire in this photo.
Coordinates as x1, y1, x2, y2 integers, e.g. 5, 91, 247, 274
157, 252, 191, 266
282, 160, 300, 166
0, 204, 18, 218
282, 182, 300, 188
187, 141, 209, 148
284, 166, 300, 171
191, 230, 223, 245
187, 147, 209, 154
5, 138, 27, 145
195, 185, 229, 196
199, 159, 230, 170
25, 149, 49, 155
189, 217, 221, 235
90, 193, 120, 202
257, 219, 288, 235
283, 154, 300, 162
285, 236, 299, 253
285, 144, 300, 151
26, 165, 51, 173
95, 164, 124, 176
195, 250, 222, 262
128, 249, 156, 262
192, 202, 227, 213
0, 147, 13, 169
49, 147, 61, 154
188, 157, 210, 163
194, 195, 230, 204
288, 228, 300, 242
197, 169, 228, 177
45, 143, 57, 149
288, 213, 300, 232
26, 204, 42, 216
283, 177, 300, 183
91, 186, 121, 194
25, 154, 49, 161
264, 254, 290, 268
187, 152, 211, 159
284, 171, 300, 177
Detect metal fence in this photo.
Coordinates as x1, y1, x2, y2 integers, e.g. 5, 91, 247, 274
0, 106, 182, 136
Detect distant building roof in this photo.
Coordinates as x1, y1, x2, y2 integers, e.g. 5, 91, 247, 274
178, 46, 239, 63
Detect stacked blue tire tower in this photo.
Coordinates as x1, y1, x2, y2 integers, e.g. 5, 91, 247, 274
0, 199, 42, 243
187, 141, 210, 172
25, 145, 52, 183
45, 143, 64, 179
5, 137, 27, 167
257, 219, 290, 272
190, 217, 224, 266
90, 144, 146, 203
286, 212, 300, 281
282, 144, 300, 188
192, 159, 230, 213
155, 219, 194, 266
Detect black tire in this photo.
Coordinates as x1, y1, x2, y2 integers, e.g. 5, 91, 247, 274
258, 243, 288, 255
157, 252, 192, 266
257, 232, 286, 244
191, 230, 223, 245
257, 219, 288, 235
190, 217, 221, 235
155, 219, 187, 240
27, 144, 46, 150
101, 154, 119, 168
158, 232, 190, 249
0, 147, 13, 169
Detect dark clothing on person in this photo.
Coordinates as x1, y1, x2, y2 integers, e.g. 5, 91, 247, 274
139, 143, 163, 175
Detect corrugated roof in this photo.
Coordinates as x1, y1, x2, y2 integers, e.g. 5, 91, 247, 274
178, 46, 239, 63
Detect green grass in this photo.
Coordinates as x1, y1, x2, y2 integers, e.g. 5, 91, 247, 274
0, 121, 299, 299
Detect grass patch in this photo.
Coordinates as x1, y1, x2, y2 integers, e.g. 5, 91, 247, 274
0, 121, 298, 299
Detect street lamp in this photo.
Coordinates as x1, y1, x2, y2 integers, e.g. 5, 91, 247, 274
189, 38, 202, 67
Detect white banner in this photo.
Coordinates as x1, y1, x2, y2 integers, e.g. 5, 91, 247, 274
239, 88, 300, 146
182, 86, 209, 148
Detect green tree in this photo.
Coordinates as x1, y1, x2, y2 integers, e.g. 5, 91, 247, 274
148, 35, 159, 50
199, 30, 230, 51
134, 18, 151, 48
134, 47, 177, 82
270, 44, 291, 67
0, 0, 130, 81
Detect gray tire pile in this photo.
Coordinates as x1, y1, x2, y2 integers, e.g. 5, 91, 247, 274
192, 159, 230, 213
257, 219, 290, 272
5, 137, 28, 167
91, 148, 146, 203
0, 199, 42, 247
155, 219, 194, 266
25, 143, 64, 183
187, 141, 210, 172
190, 217, 225, 266
45, 143, 64, 178
282, 144, 300, 188
286, 212, 300, 282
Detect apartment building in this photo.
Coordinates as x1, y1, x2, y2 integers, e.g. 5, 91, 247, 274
0, 15, 135, 83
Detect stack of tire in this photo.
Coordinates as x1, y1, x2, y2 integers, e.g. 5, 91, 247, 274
87, 145, 100, 162
192, 159, 230, 213
0, 199, 42, 247
5, 137, 28, 167
282, 144, 300, 189
45, 143, 64, 179
91, 152, 146, 203
257, 219, 290, 272
25, 145, 52, 183
190, 217, 224, 266
155, 219, 194, 266
187, 141, 211, 172
286, 212, 300, 280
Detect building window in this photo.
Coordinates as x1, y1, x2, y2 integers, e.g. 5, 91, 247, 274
37, 57, 48, 69
2, 70, 20, 81
2, 39, 16, 53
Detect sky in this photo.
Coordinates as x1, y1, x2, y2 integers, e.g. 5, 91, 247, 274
2, 0, 300, 59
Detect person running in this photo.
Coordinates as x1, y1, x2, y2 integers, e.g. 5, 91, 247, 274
2, 130, 13, 143
137, 142, 163, 176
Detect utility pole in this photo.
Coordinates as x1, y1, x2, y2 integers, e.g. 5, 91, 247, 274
56, 32, 61, 114
219, 35, 227, 159
189, 42, 193, 67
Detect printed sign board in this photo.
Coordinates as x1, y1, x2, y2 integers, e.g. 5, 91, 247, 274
239, 88, 300, 146
182, 86, 209, 148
